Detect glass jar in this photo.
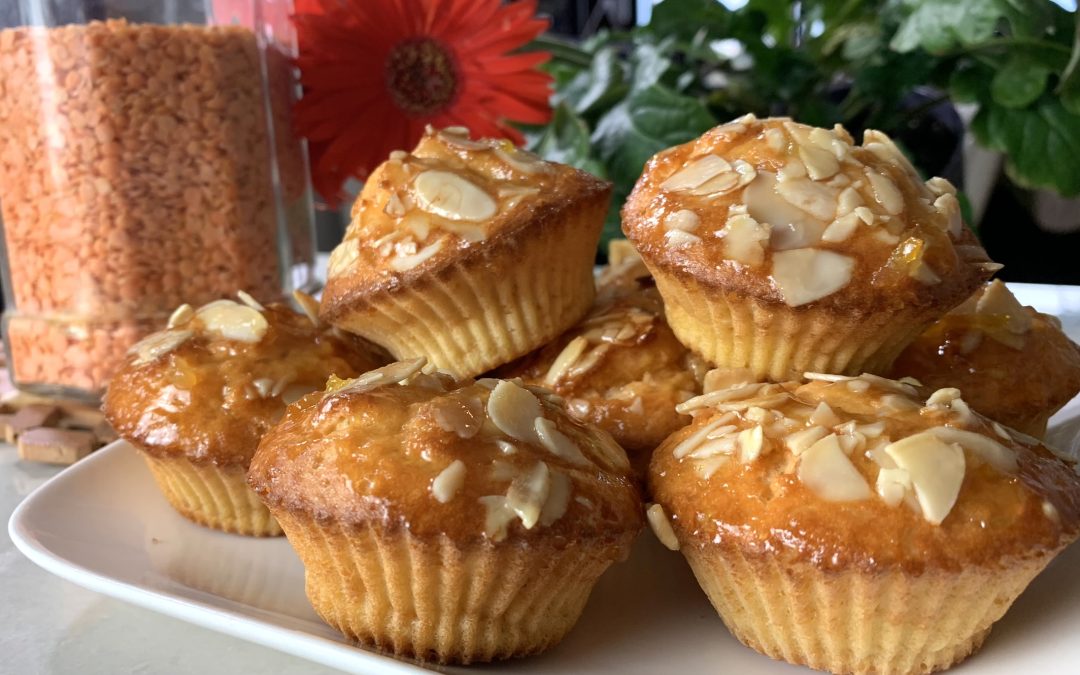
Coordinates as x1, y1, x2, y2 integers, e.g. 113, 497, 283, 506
0, 0, 315, 400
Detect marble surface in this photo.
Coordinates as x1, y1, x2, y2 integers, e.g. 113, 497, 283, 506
2, 282, 1079, 675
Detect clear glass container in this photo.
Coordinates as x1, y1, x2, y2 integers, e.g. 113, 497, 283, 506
0, 0, 315, 400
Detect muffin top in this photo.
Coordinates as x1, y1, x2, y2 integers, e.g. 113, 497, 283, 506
248, 359, 643, 544
649, 371, 1080, 573
104, 293, 385, 466
321, 126, 611, 317
622, 115, 997, 310
891, 281, 1080, 435
499, 242, 704, 464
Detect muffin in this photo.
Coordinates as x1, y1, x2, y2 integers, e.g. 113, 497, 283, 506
320, 126, 612, 379
648, 372, 1080, 674
892, 280, 1080, 437
499, 240, 705, 474
248, 359, 642, 663
622, 115, 998, 381
104, 292, 384, 536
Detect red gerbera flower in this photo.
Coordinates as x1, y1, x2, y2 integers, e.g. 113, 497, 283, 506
293, 0, 553, 203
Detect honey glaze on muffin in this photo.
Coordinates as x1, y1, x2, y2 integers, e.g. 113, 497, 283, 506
322, 125, 608, 302
892, 280, 1080, 437
249, 359, 642, 542
105, 292, 384, 467
500, 241, 705, 472
624, 115, 996, 310
651, 372, 1080, 571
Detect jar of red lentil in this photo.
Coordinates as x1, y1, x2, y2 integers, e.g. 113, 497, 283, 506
0, 0, 316, 400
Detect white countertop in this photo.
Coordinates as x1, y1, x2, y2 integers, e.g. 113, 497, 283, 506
2, 282, 1079, 675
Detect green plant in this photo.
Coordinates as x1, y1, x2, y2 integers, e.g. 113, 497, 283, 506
525, 0, 1080, 249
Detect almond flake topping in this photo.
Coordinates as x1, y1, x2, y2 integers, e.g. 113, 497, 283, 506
505, 461, 550, 528
329, 358, 427, 397
647, 503, 680, 551
865, 170, 904, 215
661, 154, 733, 192
390, 237, 445, 272
665, 229, 702, 248
413, 170, 497, 222
167, 303, 194, 329
771, 248, 855, 307
665, 209, 701, 232
129, 329, 192, 366
719, 213, 770, 265
431, 460, 466, 503
195, 299, 268, 343
487, 380, 543, 443
798, 433, 873, 501
534, 416, 589, 466
884, 431, 965, 525
292, 290, 321, 327
975, 280, 1032, 334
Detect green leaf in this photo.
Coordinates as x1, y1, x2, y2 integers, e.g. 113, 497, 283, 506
647, 0, 731, 42
949, 61, 990, 103
991, 55, 1051, 109
1057, 11, 1080, 114
630, 39, 674, 91
556, 47, 628, 117
890, 0, 1003, 54
528, 103, 605, 177
971, 97, 1080, 196
590, 85, 717, 195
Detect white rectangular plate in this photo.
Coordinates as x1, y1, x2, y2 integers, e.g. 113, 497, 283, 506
9, 282, 1080, 675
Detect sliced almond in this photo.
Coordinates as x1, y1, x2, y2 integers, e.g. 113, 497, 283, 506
925, 176, 957, 197
534, 417, 589, 465
798, 433, 873, 501
646, 503, 680, 551
129, 330, 192, 366
836, 187, 863, 216
884, 431, 965, 525
292, 290, 320, 327
673, 415, 739, 458
744, 172, 827, 249
863, 130, 920, 178
505, 461, 550, 529
431, 459, 466, 503
487, 381, 542, 443
737, 426, 765, 463
776, 177, 838, 221
389, 237, 445, 272
413, 170, 497, 221
798, 143, 839, 180
332, 358, 427, 397
665, 229, 702, 249
661, 154, 732, 192
719, 214, 770, 266
865, 170, 904, 215
195, 300, 268, 343
544, 336, 589, 386
479, 496, 517, 541
539, 470, 572, 526
821, 212, 861, 243
809, 401, 842, 427
771, 248, 855, 307
975, 280, 1032, 334
875, 467, 912, 507
928, 426, 1017, 473
665, 209, 701, 232
167, 303, 194, 329
933, 193, 963, 237
764, 127, 787, 152
786, 425, 829, 455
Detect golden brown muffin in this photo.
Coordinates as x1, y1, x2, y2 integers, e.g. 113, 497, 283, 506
648, 372, 1080, 675
320, 126, 612, 379
248, 359, 642, 663
499, 241, 705, 474
892, 280, 1080, 437
103, 292, 384, 536
622, 115, 997, 381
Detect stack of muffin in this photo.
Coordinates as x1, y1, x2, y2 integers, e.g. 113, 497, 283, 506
103, 120, 1080, 674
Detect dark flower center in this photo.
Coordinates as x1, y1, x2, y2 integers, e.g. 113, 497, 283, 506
385, 38, 459, 116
